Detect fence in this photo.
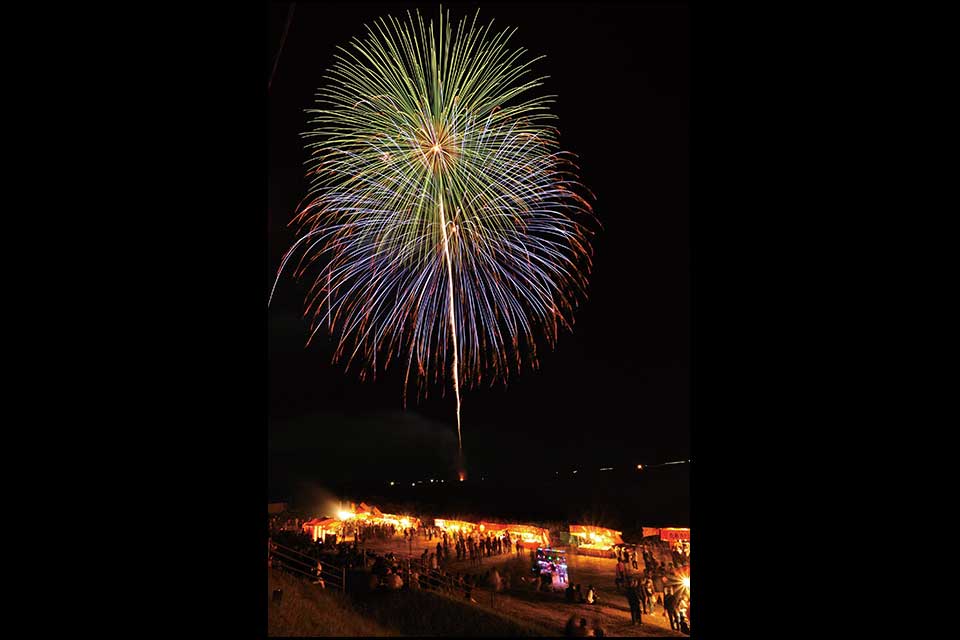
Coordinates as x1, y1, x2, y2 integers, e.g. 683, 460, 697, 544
269, 539, 347, 592
269, 538, 522, 612
401, 554, 512, 611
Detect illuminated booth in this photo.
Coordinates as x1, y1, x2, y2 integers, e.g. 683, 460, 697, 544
569, 524, 624, 557
480, 522, 550, 547
533, 547, 568, 588
375, 512, 420, 530
659, 527, 690, 542
335, 502, 420, 533
434, 518, 479, 534
302, 517, 341, 543
659, 527, 691, 562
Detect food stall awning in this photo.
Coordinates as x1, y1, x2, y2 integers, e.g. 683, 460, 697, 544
434, 518, 478, 532
375, 513, 420, 528
569, 524, 624, 548
480, 522, 549, 546
303, 517, 339, 529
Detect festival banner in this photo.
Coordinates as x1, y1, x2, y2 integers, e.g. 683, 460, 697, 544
659, 527, 690, 541
642, 527, 661, 538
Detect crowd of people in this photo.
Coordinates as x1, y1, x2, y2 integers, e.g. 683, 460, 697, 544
268, 525, 518, 599
269, 513, 303, 534
611, 542, 690, 633
564, 583, 599, 604
346, 520, 401, 541
368, 543, 518, 601
405, 526, 525, 571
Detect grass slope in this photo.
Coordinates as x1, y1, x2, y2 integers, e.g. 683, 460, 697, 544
268, 569, 395, 637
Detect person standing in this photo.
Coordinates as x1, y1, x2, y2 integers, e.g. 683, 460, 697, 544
664, 586, 680, 630
625, 578, 643, 625
643, 576, 654, 614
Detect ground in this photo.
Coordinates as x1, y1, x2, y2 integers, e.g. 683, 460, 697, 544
355, 534, 688, 637
268, 567, 395, 636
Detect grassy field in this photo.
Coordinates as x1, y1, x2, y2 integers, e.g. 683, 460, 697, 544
269, 567, 552, 637
268, 569, 395, 637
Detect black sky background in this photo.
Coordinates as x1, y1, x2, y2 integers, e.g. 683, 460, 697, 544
43, 1, 859, 632
268, 2, 689, 503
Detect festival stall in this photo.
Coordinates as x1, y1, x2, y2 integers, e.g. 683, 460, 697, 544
658, 527, 690, 542
479, 522, 549, 547
336, 502, 420, 532
302, 517, 341, 543
375, 512, 421, 529
659, 527, 691, 563
533, 547, 568, 588
433, 518, 479, 534
568, 524, 624, 557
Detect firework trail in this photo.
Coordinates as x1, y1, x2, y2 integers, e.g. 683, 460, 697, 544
437, 197, 462, 457
270, 8, 597, 469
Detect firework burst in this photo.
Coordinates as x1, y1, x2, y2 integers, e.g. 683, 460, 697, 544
271, 8, 597, 464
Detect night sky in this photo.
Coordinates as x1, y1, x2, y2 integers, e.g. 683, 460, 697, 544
268, 2, 689, 499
